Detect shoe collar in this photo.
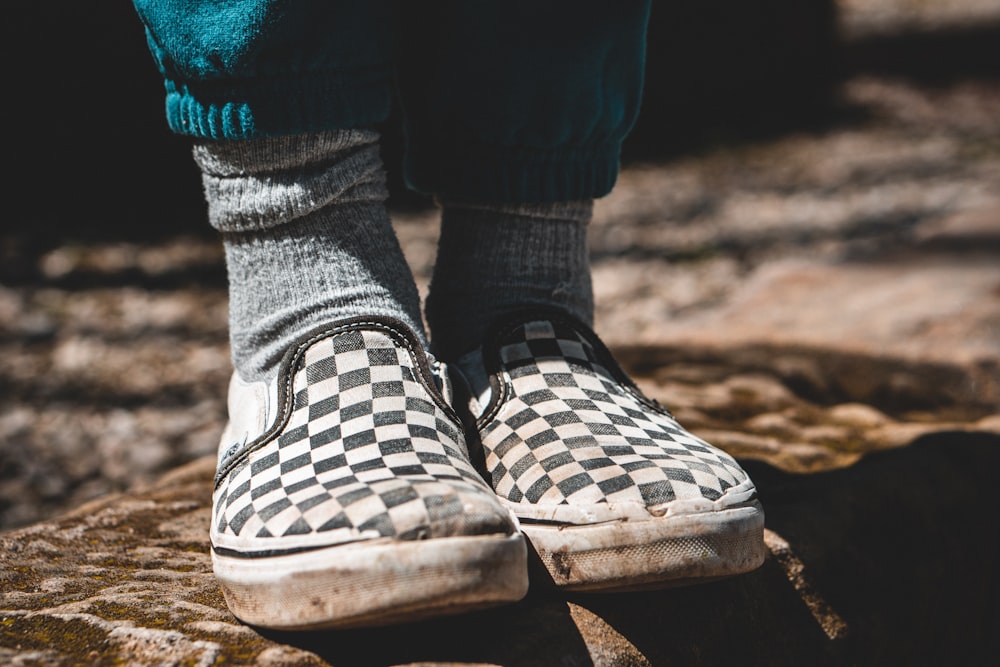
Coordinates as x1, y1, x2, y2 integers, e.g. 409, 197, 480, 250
468, 307, 670, 428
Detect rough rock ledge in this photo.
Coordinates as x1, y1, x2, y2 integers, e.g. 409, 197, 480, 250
3, 427, 998, 666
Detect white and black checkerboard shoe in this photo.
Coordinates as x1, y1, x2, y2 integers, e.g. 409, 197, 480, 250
211, 317, 528, 629
450, 308, 765, 592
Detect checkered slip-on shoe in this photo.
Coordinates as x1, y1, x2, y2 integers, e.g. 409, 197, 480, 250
450, 308, 766, 592
211, 317, 528, 630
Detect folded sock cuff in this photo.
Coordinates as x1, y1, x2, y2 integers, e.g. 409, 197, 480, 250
193, 130, 387, 233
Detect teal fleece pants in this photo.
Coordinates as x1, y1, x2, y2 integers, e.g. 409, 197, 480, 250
132, 1, 651, 202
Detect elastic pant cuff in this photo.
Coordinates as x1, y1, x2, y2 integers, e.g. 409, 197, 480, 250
164, 69, 393, 140
405, 141, 622, 204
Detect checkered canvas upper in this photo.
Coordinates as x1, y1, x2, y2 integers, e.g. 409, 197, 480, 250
475, 312, 755, 523
212, 320, 516, 556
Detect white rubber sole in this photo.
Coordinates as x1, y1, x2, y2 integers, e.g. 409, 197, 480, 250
213, 533, 528, 630
520, 501, 766, 592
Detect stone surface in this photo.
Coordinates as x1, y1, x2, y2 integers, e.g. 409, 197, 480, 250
3, 432, 999, 666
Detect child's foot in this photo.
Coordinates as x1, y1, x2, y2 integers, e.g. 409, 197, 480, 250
450, 308, 766, 591
211, 317, 528, 629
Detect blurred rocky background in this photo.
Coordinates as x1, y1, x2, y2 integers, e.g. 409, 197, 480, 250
5, 0, 997, 531
1, 1, 999, 663
0, 0, 1000, 665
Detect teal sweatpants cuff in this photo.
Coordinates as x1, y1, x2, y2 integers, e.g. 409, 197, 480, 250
132, 0, 651, 202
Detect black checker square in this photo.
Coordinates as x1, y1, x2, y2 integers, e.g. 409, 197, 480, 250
358, 511, 395, 537
332, 330, 365, 354
543, 410, 584, 427
373, 379, 405, 397
378, 437, 412, 456
343, 428, 377, 450
597, 474, 633, 495
228, 504, 256, 534
522, 388, 559, 405
525, 428, 560, 449
405, 396, 436, 414
339, 399, 374, 423
308, 394, 340, 420
226, 478, 250, 507
308, 424, 343, 448
373, 409, 407, 427
339, 367, 372, 391
525, 336, 565, 358
282, 517, 312, 536
539, 450, 576, 471
556, 471, 597, 496
542, 372, 578, 388
295, 492, 330, 514
313, 452, 347, 474
305, 355, 337, 384
380, 484, 420, 509
279, 424, 309, 448
367, 346, 401, 366
388, 464, 426, 476
509, 451, 539, 480
352, 457, 390, 474
699, 485, 724, 500
293, 387, 310, 410
523, 475, 555, 502
587, 422, 625, 437
506, 406, 542, 429
250, 451, 279, 476
638, 480, 676, 506
251, 476, 282, 499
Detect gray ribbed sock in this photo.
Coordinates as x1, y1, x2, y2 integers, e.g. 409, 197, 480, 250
425, 200, 594, 361
193, 129, 426, 382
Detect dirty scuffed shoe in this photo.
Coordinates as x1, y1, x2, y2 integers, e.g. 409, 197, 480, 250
211, 317, 528, 630
450, 308, 766, 592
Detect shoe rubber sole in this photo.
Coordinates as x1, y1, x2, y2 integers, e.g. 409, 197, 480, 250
213, 533, 528, 630
519, 501, 766, 592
